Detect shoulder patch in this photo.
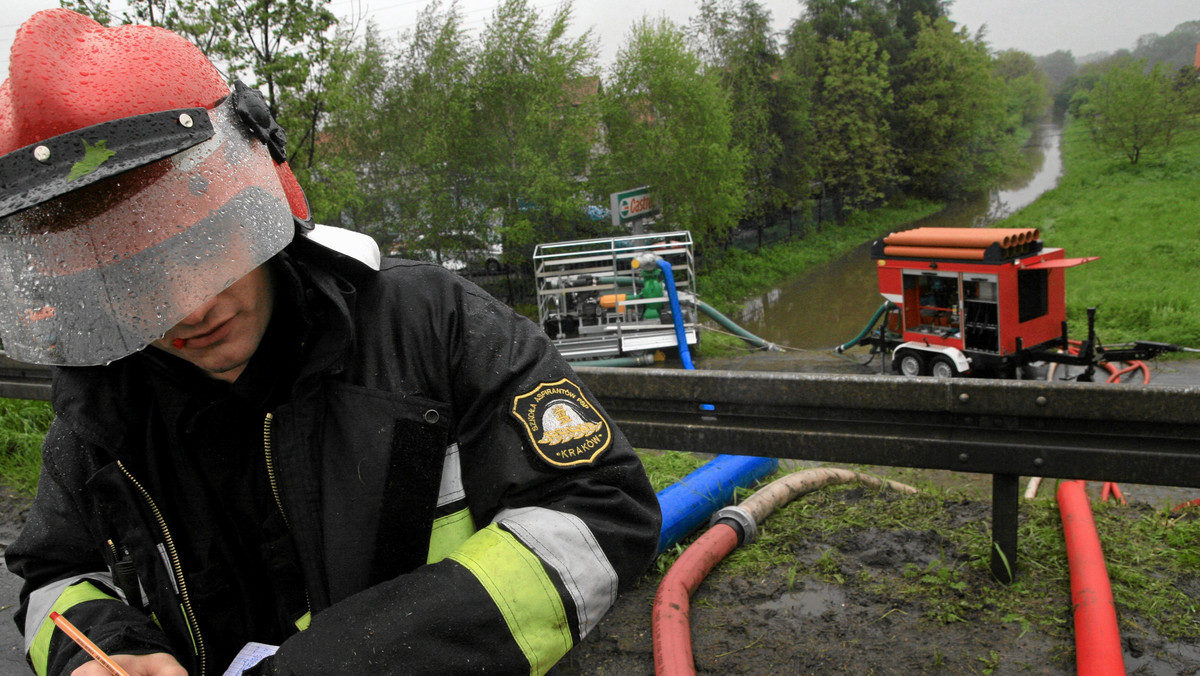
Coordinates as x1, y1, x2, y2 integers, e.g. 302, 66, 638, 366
510, 378, 612, 468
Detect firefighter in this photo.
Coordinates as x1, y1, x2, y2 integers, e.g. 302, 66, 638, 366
0, 9, 660, 676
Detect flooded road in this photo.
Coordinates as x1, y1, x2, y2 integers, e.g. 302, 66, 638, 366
734, 120, 1065, 350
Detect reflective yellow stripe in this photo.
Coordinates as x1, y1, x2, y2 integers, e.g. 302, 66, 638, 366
449, 524, 572, 676
427, 508, 476, 564
295, 611, 311, 632
30, 582, 118, 676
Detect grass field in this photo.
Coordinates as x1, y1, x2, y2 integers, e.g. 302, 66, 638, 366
999, 123, 1200, 347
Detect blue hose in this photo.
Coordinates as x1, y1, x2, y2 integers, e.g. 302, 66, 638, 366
656, 454, 779, 554
651, 258, 777, 553
658, 260, 694, 370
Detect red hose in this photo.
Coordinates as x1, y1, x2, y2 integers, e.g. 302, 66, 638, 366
1173, 497, 1200, 511
1105, 360, 1149, 385
1058, 480, 1126, 676
652, 469, 917, 676
652, 523, 740, 676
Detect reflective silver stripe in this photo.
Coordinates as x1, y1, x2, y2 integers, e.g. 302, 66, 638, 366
437, 443, 464, 508
24, 572, 117, 652
495, 506, 618, 638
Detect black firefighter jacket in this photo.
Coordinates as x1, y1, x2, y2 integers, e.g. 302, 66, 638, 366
6, 236, 662, 675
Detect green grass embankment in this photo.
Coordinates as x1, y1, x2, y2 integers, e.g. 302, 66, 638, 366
0, 398, 52, 494
999, 123, 1200, 347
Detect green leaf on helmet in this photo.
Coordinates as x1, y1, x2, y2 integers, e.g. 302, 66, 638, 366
67, 139, 117, 182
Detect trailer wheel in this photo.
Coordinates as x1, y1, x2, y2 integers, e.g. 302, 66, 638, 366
896, 350, 926, 377
930, 355, 957, 379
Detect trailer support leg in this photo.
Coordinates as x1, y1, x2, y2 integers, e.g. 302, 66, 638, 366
991, 473, 1019, 584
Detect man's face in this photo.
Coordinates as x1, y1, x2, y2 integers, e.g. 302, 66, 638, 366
151, 264, 274, 382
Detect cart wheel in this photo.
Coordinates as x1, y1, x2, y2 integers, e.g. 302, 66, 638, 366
930, 355, 956, 379
896, 351, 926, 377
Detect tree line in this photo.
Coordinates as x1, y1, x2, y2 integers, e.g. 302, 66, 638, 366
1038, 20, 1200, 166
64, 0, 1053, 267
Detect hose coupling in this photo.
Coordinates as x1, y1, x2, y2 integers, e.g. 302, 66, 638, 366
710, 505, 757, 546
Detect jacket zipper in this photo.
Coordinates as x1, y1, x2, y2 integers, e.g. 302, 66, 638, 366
117, 461, 207, 676
263, 412, 313, 624
262, 413, 290, 529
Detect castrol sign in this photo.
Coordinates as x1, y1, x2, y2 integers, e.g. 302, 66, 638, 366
611, 186, 657, 226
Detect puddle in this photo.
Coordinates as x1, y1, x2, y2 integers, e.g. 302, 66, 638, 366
1124, 640, 1200, 674
756, 580, 847, 618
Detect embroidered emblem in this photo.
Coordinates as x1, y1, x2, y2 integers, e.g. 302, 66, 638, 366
511, 378, 612, 468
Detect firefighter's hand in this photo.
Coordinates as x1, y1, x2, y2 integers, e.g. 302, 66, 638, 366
71, 652, 187, 676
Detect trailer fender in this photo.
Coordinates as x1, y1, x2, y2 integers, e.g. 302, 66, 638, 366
893, 343, 970, 377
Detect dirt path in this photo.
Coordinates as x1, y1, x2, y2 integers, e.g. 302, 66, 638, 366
556, 487, 1200, 676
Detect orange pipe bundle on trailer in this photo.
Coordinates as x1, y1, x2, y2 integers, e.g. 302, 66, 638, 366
882, 227, 1039, 250
882, 245, 988, 260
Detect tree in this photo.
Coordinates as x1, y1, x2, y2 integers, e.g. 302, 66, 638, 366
810, 30, 898, 212
1079, 59, 1185, 164
992, 49, 1050, 127
893, 17, 1013, 198
301, 23, 396, 235
1133, 21, 1200, 71
1037, 50, 1077, 89
802, 0, 891, 43
381, 2, 483, 264
600, 17, 745, 251
691, 0, 785, 225
774, 21, 820, 212
470, 0, 601, 261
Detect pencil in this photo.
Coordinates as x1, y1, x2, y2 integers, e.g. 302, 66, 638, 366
48, 611, 132, 676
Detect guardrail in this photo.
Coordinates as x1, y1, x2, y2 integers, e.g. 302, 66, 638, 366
0, 354, 51, 401
575, 366, 1200, 582
5, 356, 1196, 582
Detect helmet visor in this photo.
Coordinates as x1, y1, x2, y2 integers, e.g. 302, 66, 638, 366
0, 98, 294, 365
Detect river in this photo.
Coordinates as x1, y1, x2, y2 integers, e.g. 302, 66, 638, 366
733, 120, 1065, 350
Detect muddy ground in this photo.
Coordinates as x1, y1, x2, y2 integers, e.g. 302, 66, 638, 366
1, 353, 1198, 675
555, 352, 1200, 675
555, 486, 1200, 676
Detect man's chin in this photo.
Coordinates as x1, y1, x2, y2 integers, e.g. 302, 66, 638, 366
200, 358, 250, 382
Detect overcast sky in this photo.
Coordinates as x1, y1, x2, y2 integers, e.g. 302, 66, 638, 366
1, 0, 1198, 79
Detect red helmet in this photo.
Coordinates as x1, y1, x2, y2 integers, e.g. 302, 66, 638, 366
0, 9, 312, 365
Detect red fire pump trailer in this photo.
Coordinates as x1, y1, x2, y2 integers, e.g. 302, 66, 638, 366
849, 227, 1185, 379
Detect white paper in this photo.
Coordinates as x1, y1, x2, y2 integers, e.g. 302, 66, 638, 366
221, 642, 279, 676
